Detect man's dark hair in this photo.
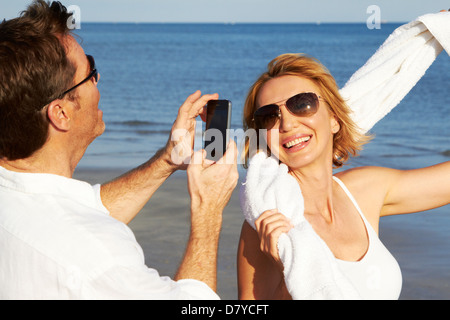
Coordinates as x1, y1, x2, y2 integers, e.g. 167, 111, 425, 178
0, 1, 77, 160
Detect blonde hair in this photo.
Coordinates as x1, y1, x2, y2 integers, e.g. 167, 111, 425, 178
243, 53, 371, 168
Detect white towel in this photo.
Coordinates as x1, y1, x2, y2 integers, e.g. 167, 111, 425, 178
240, 13, 449, 300
240, 152, 361, 299
340, 12, 450, 134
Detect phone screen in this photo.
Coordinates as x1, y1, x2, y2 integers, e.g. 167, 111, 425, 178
204, 100, 231, 161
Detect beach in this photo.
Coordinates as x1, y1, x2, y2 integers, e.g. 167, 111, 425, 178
74, 167, 450, 300
69, 22, 448, 300
69, 21, 449, 301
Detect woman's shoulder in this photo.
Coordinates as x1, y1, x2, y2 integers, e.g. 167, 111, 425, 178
334, 166, 400, 199
334, 166, 397, 227
335, 166, 396, 186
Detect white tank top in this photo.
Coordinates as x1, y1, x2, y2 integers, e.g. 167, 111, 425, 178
333, 176, 402, 300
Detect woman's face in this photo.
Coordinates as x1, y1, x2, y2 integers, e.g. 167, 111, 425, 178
256, 75, 339, 170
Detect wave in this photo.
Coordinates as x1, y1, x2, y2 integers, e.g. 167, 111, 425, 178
136, 129, 171, 135
104, 128, 171, 135
441, 150, 450, 157
380, 150, 450, 158
110, 120, 165, 127
106, 120, 172, 135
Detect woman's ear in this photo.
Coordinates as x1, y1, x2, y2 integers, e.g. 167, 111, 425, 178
331, 115, 340, 134
46, 100, 72, 132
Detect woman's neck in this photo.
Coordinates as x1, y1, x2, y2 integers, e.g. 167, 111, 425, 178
289, 162, 336, 222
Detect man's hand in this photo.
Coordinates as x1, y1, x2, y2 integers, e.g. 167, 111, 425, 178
175, 141, 239, 291
101, 91, 217, 224
187, 140, 239, 235
163, 90, 218, 172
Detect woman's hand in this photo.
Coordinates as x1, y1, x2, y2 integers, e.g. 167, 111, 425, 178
254, 209, 293, 271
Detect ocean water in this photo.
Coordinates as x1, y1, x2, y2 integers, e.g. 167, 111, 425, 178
74, 23, 450, 298
75, 22, 449, 171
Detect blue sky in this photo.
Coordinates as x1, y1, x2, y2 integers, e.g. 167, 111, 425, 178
2, 0, 449, 23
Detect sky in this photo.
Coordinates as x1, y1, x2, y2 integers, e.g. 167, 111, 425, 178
1, 0, 449, 23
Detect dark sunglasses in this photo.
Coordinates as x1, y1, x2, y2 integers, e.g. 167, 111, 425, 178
252, 92, 321, 129
60, 54, 98, 98
40, 54, 98, 109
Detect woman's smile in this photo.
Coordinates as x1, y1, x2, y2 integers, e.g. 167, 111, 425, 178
281, 134, 312, 153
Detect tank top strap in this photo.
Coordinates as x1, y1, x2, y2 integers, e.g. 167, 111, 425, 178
332, 176, 375, 235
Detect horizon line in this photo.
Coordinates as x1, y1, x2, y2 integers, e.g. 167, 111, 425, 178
76, 20, 405, 25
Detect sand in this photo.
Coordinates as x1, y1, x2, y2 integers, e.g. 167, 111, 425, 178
74, 167, 450, 300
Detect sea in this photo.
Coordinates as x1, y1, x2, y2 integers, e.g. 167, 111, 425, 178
73, 23, 449, 298
74, 22, 449, 171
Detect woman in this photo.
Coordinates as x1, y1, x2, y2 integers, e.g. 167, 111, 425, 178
237, 53, 450, 300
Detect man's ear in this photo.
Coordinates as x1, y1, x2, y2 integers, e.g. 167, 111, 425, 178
46, 100, 72, 131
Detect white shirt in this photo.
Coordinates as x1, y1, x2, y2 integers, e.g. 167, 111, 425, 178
0, 166, 219, 300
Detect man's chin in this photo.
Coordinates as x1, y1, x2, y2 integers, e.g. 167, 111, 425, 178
95, 121, 106, 138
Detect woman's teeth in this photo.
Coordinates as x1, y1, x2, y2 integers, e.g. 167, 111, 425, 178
284, 136, 311, 148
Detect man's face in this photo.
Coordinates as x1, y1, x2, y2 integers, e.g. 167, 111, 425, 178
64, 35, 105, 145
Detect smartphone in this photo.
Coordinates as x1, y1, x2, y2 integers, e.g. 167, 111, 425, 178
204, 99, 232, 161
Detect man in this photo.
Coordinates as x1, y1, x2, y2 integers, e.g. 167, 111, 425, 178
0, 1, 238, 299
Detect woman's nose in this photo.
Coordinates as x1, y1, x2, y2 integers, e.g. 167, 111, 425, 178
278, 105, 298, 132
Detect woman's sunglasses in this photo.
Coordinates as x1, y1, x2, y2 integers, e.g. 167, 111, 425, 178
252, 92, 321, 129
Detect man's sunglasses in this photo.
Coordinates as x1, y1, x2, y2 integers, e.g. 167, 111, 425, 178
252, 92, 321, 129
41, 54, 98, 109
60, 54, 98, 98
